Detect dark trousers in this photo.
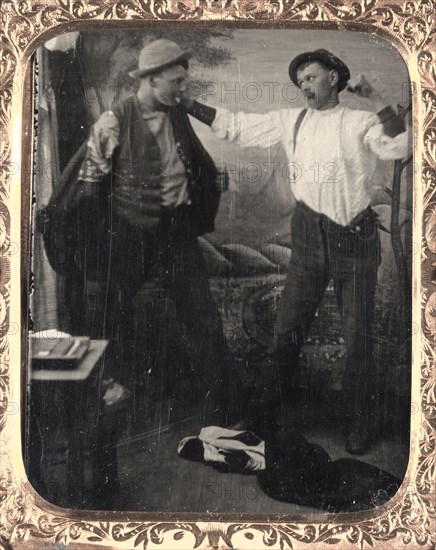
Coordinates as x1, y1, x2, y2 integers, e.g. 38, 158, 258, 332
270, 201, 380, 428
93, 205, 240, 417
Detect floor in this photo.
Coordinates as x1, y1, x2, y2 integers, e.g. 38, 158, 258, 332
27, 275, 411, 515
115, 412, 409, 515
29, 382, 410, 515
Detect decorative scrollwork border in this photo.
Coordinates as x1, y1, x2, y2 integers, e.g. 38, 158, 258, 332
1, 0, 435, 548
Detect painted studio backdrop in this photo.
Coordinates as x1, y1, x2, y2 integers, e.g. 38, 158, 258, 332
28, 29, 412, 512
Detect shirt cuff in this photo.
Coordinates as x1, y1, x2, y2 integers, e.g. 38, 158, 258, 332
377, 106, 406, 137
188, 101, 217, 126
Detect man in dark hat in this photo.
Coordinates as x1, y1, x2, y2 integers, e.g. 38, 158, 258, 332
183, 48, 409, 454
76, 39, 241, 425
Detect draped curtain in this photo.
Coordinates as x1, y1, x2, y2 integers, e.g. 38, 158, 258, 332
31, 46, 60, 331
31, 33, 80, 331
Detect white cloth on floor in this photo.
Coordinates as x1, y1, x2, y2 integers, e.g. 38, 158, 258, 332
178, 426, 266, 472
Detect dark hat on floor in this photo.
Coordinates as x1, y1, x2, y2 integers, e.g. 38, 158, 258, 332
129, 39, 192, 78
257, 429, 401, 513
288, 49, 350, 92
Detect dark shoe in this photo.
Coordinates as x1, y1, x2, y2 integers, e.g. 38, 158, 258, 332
345, 426, 370, 455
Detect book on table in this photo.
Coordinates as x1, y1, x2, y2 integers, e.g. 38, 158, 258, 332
30, 333, 90, 370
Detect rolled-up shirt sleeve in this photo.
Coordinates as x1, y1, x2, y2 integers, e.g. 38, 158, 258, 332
78, 111, 120, 182
211, 107, 285, 148
364, 123, 410, 160
363, 108, 411, 161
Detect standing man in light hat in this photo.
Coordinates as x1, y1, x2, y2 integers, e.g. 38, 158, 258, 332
77, 38, 240, 424
184, 48, 409, 454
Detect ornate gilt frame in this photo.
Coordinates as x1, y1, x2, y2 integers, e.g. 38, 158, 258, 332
1, 1, 435, 548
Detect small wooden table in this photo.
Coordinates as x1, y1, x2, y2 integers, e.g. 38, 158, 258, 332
31, 339, 108, 383
28, 340, 119, 508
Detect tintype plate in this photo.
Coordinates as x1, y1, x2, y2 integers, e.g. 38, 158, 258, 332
0, 1, 435, 549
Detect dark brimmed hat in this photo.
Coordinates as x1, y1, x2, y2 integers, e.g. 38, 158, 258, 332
257, 429, 401, 513
129, 39, 192, 79
288, 49, 350, 92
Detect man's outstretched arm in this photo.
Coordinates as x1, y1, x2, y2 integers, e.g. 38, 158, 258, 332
184, 99, 289, 149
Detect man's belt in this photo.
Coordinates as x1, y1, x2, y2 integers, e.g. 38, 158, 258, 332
296, 201, 388, 235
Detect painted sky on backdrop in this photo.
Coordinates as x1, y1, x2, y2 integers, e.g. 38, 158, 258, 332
191, 28, 410, 132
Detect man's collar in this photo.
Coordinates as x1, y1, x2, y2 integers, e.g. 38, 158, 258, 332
309, 102, 342, 113
137, 97, 170, 113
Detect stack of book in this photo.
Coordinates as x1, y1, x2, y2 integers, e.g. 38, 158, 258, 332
30, 334, 90, 370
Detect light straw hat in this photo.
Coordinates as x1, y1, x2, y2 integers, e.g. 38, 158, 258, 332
128, 39, 192, 78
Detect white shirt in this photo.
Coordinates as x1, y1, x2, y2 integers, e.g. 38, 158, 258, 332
211, 104, 409, 226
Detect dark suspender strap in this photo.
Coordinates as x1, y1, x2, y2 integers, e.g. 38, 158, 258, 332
293, 108, 307, 154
